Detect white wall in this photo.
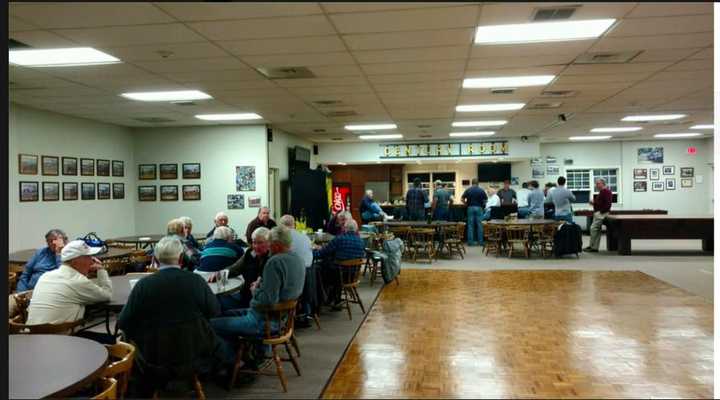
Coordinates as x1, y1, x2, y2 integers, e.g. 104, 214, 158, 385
268, 128, 317, 182
132, 125, 269, 239
9, 103, 136, 252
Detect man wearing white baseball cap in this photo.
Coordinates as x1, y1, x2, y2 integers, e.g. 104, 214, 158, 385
26, 240, 113, 341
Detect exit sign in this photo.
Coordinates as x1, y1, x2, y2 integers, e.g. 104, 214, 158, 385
687, 146, 697, 155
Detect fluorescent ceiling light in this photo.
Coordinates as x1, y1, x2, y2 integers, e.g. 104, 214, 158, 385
621, 114, 686, 122
654, 133, 702, 138
475, 19, 616, 45
195, 113, 262, 121
345, 124, 397, 131
569, 136, 612, 141
463, 75, 555, 88
456, 103, 525, 112
9, 47, 121, 67
590, 127, 642, 133
121, 90, 212, 102
449, 132, 495, 137
358, 134, 403, 140
452, 120, 507, 127
690, 124, 714, 130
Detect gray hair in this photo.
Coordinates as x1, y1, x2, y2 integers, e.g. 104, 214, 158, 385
166, 218, 184, 235
338, 211, 351, 220
214, 212, 228, 221
279, 214, 295, 228
213, 226, 233, 241
344, 219, 359, 233
365, 189, 373, 196
269, 225, 292, 247
258, 207, 270, 215
154, 235, 184, 265
178, 216, 192, 228
251, 226, 271, 242
45, 229, 67, 241
596, 178, 606, 185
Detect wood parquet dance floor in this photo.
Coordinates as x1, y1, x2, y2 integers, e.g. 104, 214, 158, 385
322, 270, 713, 399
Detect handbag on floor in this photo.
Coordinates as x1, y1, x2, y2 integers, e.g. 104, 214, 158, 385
553, 222, 583, 258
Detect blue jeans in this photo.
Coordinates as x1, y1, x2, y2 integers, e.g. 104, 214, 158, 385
211, 309, 275, 363
517, 207, 529, 219
361, 211, 382, 222
433, 207, 449, 221
408, 209, 425, 221
554, 213, 574, 223
482, 209, 492, 221
218, 292, 248, 313
466, 206, 484, 245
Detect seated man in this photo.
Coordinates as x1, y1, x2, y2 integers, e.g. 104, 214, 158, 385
313, 219, 366, 306
516, 182, 531, 219
206, 212, 239, 245
482, 188, 500, 221
197, 226, 244, 273
279, 215, 313, 269
118, 236, 231, 395
26, 240, 113, 343
16, 229, 67, 291
218, 227, 271, 312
211, 226, 305, 367
167, 218, 200, 270
325, 210, 349, 236
245, 207, 277, 245
360, 190, 387, 223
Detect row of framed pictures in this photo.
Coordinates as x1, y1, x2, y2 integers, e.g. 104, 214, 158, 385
19, 154, 124, 177
633, 166, 694, 180
19, 181, 124, 202
139, 185, 201, 201
139, 163, 200, 180
633, 178, 694, 192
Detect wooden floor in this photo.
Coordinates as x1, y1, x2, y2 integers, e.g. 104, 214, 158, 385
322, 269, 713, 399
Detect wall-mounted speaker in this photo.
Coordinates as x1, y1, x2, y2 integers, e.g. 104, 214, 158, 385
267, 127, 273, 142
313, 144, 319, 155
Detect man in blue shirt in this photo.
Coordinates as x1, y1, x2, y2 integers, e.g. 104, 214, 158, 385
313, 219, 366, 307
405, 178, 428, 221
360, 190, 386, 223
16, 229, 67, 291
461, 179, 488, 246
197, 226, 244, 272
527, 181, 546, 218
545, 176, 576, 223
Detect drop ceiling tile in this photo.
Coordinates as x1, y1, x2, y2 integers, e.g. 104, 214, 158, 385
688, 47, 712, 60
553, 72, 652, 85
467, 55, 576, 70
664, 59, 713, 72
478, 2, 635, 25
362, 60, 466, 75
378, 89, 459, 101
10, 3, 174, 28
471, 40, 595, 58
101, 42, 228, 62
308, 65, 365, 77
188, 79, 278, 91
217, 36, 346, 56
329, 5, 480, 34
12, 85, 108, 98
389, 108, 455, 119
630, 47, 700, 63
133, 57, 251, 73
368, 71, 466, 84
608, 15, 712, 37
41, 63, 157, 80
590, 32, 712, 52
464, 65, 566, 77
53, 24, 205, 46
274, 77, 368, 88
648, 69, 713, 83
188, 15, 336, 41
8, 16, 38, 32
322, 2, 472, 13
286, 85, 374, 96
343, 28, 474, 50
162, 69, 263, 83
156, 2, 323, 21
9, 30, 78, 47
354, 45, 468, 64
374, 80, 461, 93
561, 62, 671, 76
240, 52, 356, 68
626, 2, 712, 18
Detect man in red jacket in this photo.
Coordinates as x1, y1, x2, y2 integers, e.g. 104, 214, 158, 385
585, 178, 613, 252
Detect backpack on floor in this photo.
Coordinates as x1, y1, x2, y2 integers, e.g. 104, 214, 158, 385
553, 222, 582, 258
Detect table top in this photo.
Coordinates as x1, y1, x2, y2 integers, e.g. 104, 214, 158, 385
487, 219, 557, 225
606, 215, 714, 221
10, 335, 108, 399
108, 234, 164, 243
574, 209, 667, 216
380, 221, 459, 227
8, 247, 135, 264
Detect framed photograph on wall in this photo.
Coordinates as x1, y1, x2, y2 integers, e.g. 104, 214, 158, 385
80, 158, 95, 176
112, 183, 125, 199
81, 182, 96, 200
182, 163, 201, 179
97, 183, 111, 199
662, 165, 675, 175
182, 184, 201, 201
665, 178, 676, 190
63, 182, 78, 200
139, 164, 157, 180
236, 166, 256, 191
651, 181, 664, 191
649, 168, 660, 180
633, 168, 648, 180
97, 159, 110, 176
42, 182, 60, 201
680, 167, 694, 178
637, 147, 663, 164
160, 185, 178, 201
633, 181, 647, 192
41, 156, 59, 176
19, 181, 39, 202
112, 160, 124, 177
248, 196, 261, 208
62, 157, 78, 176
160, 164, 178, 179
228, 194, 245, 209
681, 178, 694, 188
18, 154, 38, 175
138, 185, 157, 201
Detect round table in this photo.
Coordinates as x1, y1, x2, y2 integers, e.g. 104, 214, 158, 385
10, 335, 109, 399
487, 218, 557, 226
107, 234, 164, 249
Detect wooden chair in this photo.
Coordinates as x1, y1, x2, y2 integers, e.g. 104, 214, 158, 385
410, 228, 435, 263
92, 377, 118, 400
230, 299, 301, 392
483, 223, 504, 257
103, 341, 136, 400
533, 222, 559, 258
505, 225, 531, 258
129, 250, 152, 271
9, 290, 32, 324
106, 240, 134, 249
438, 224, 464, 260
9, 317, 85, 334
152, 375, 205, 400
388, 226, 413, 260
456, 222, 467, 255
103, 260, 127, 276
8, 271, 17, 294
336, 258, 366, 320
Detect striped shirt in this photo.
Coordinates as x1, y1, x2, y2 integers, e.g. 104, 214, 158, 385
198, 239, 244, 272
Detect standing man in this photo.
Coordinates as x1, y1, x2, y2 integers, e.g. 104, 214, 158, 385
585, 178, 613, 253
497, 179, 517, 206
245, 207, 277, 245
432, 180, 452, 221
16, 229, 67, 291
516, 182, 531, 218
461, 179, 488, 246
405, 178, 428, 221
526, 181, 546, 219
546, 176, 576, 223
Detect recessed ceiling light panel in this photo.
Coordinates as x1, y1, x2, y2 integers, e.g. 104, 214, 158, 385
475, 19, 616, 45
358, 134, 403, 140
690, 124, 713, 130
590, 127, 642, 132
121, 90, 212, 102
621, 114, 686, 122
195, 113, 262, 121
654, 133, 702, 138
345, 124, 397, 131
9, 47, 121, 67
569, 135, 612, 141
449, 132, 495, 137
463, 75, 555, 88
452, 120, 507, 127
456, 103, 525, 112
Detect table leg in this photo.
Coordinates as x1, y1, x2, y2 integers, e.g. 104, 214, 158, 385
584, 216, 591, 235
617, 235, 631, 256
104, 309, 113, 336
606, 222, 618, 252
702, 237, 713, 252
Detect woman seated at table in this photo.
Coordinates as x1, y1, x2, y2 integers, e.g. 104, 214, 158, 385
216, 227, 271, 312
179, 216, 201, 250
197, 227, 244, 273
167, 218, 200, 270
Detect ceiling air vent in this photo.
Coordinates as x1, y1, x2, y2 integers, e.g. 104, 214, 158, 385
133, 117, 175, 123
313, 128, 326, 133
312, 100, 343, 106
419, 134, 433, 138
574, 50, 642, 64
491, 88, 515, 95
532, 6, 579, 21
416, 124, 432, 128
171, 101, 196, 106
9, 38, 31, 49
331, 137, 344, 141
541, 90, 577, 98
324, 110, 358, 117
527, 102, 563, 110
256, 66, 315, 80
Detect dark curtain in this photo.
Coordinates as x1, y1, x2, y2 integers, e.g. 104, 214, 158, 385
290, 169, 329, 230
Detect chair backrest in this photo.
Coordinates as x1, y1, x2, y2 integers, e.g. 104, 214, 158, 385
253, 299, 298, 341
9, 317, 85, 335
411, 228, 434, 242
92, 377, 118, 400
103, 260, 127, 276
539, 222, 559, 240
9, 290, 32, 323
336, 258, 364, 286
456, 222, 466, 240
104, 341, 135, 399
505, 225, 530, 241
8, 272, 17, 294
130, 250, 151, 266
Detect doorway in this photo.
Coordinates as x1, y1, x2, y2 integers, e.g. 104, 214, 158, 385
268, 168, 281, 220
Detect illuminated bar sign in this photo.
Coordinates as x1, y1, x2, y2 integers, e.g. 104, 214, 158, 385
380, 141, 509, 159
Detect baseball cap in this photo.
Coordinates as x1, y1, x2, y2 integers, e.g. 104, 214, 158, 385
61, 240, 102, 262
